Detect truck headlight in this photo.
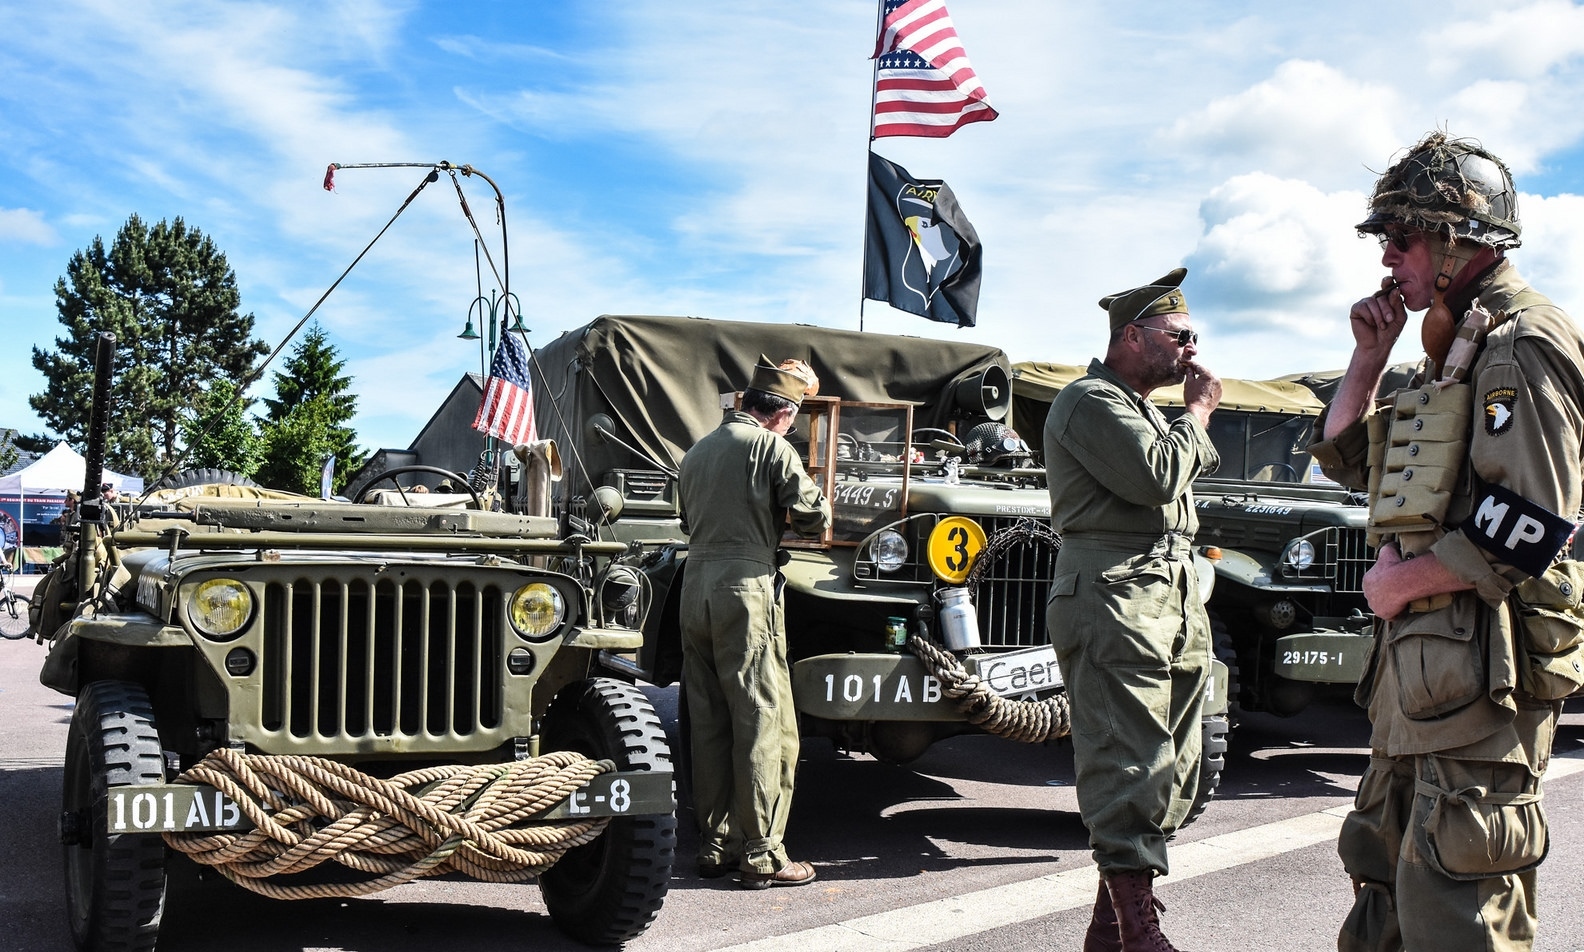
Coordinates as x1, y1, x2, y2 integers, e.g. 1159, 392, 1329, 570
510, 582, 566, 639
869, 529, 909, 572
1283, 539, 1316, 572
189, 578, 253, 640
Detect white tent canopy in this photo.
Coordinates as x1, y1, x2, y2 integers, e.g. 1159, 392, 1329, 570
0, 442, 144, 494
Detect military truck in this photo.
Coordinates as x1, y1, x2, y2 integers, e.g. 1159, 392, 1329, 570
34, 338, 675, 951
530, 315, 1229, 817
1012, 362, 1378, 719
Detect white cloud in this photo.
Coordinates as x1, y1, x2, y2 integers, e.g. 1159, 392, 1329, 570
1162, 60, 1402, 190
0, 208, 57, 246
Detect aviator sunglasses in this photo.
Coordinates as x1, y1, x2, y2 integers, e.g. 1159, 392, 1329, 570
1135, 324, 1198, 347
1377, 226, 1415, 252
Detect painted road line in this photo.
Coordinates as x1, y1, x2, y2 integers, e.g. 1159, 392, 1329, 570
720, 749, 1584, 952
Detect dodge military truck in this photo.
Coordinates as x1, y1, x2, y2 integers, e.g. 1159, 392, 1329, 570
1012, 362, 1377, 719
530, 315, 1229, 818
33, 336, 675, 952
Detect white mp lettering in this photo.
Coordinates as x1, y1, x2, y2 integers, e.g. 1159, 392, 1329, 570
1473, 495, 1510, 538
1505, 514, 1547, 550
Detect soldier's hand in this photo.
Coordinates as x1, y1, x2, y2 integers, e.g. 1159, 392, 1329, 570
1182, 360, 1221, 426
1349, 277, 1407, 354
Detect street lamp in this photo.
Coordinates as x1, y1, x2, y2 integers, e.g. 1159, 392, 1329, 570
459, 288, 526, 376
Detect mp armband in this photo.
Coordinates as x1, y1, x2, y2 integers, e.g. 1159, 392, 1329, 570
1460, 483, 1576, 578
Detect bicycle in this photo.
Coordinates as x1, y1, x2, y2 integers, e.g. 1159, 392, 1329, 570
1, 555, 33, 639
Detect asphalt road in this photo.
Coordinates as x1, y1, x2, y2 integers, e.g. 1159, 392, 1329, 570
5, 614, 1584, 951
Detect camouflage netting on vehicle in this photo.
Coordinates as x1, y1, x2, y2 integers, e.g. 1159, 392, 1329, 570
163, 748, 615, 898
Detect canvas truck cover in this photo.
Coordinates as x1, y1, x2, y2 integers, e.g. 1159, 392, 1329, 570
531, 315, 1010, 495
1011, 361, 1327, 459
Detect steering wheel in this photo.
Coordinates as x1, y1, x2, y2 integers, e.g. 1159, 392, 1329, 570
911, 427, 963, 448
355, 465, 484, 509
1257, 462, 1299, 482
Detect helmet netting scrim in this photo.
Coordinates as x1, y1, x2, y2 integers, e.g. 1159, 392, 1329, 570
1359, 132, 1520, 249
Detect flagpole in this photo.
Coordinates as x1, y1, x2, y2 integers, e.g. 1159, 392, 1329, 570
861, 0, 887, 333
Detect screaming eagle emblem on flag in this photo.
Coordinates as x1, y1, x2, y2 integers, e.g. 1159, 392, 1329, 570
864, 152, 983, 327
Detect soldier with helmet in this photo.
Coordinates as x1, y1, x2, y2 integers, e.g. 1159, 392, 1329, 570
1044, 268, 1222, 952
1312, 132, 1584, 951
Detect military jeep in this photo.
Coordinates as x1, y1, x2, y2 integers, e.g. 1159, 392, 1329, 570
1013, 362, 1378, 719
34, 345, 675, 951
531, 315, 1229, 818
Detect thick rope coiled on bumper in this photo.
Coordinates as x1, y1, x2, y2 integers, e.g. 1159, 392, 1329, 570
908, 635, 1071, 743
163, 747, 614, 900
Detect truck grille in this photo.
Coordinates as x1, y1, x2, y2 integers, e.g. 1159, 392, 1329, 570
1330, 527, 1372, 593
258, 576, 506, 741
971, 518, 1060, 650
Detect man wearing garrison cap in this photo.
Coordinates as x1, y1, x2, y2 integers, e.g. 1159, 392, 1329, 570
1043, 268, 1222, 952
678, 355, 831, 889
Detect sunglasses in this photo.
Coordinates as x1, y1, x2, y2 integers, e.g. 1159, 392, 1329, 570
1136, 324, 1198, 347
1377, 227, 1415, 252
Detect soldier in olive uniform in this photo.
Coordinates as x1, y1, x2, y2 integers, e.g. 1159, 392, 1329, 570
1313, 134, 1584, 952
679, 356, 831, 889
1044, 268, 1222, 952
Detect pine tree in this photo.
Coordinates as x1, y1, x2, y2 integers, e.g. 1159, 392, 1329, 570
179, 380, 264, 477
29, 215, 269, 481
255, 324, 367, 494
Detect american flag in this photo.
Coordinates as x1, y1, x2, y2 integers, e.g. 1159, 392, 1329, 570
471, 330, 538, 446
871, 0, 997, 139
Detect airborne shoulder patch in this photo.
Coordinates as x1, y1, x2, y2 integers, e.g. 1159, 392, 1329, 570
1483, 387, 1517, 436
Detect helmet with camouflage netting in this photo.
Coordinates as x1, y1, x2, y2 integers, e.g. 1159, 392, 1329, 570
1357, 133, 1520, 249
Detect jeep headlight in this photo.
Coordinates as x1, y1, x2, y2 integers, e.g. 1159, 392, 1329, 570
869, 529, 909, 572
1283, 539, 1316, 572
510, 582, 566, 639
189, 578, 253, 640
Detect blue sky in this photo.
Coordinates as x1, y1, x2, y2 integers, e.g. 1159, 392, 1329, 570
4, 0, 1584, 453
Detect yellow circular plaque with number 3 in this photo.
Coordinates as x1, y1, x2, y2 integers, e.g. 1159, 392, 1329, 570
927, 516, 987, 583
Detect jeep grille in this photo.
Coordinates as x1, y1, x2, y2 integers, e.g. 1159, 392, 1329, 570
971, 518, 1060, 650
258, 576, 506, 741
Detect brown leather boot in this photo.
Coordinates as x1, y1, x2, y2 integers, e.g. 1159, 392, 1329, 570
1083, 878, 1122, 952
1104, 871, 1182, 952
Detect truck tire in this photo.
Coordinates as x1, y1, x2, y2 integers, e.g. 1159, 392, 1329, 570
1209, 611, 1244, 722
61, 681, 167, 952
148, 468, 260, 491
539, 679, 676, 945
1182, 713, 1230, 828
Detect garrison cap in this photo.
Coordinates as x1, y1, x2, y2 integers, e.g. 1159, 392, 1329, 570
748, 354, 815, 405
1100, 267, 1189, 333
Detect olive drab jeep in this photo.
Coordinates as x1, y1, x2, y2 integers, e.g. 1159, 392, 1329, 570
35, 337, 674, 952
1013, 362, 1394, 720
530, 315, 1229, 820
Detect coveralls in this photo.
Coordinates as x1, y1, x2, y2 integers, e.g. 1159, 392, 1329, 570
678, 409, 830, 876
1043, 358, 1219, 874
1311, 265, 1584, 952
